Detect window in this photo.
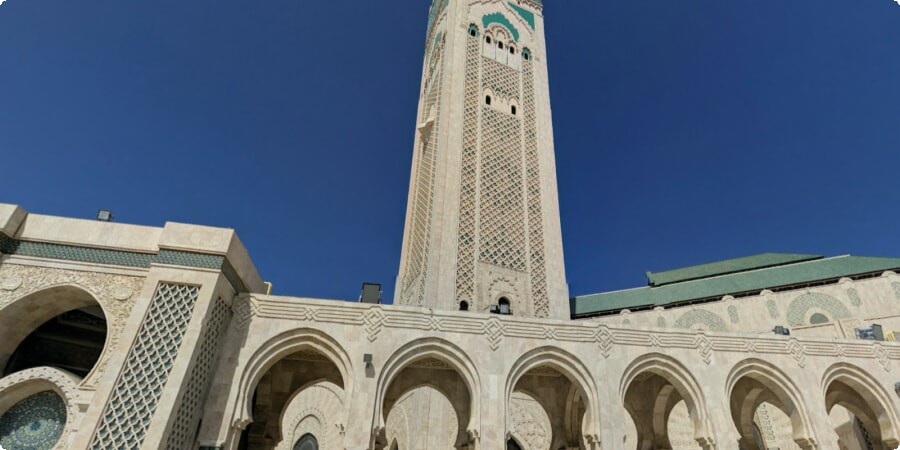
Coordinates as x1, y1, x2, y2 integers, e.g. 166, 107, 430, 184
485, 95, 492, 105
485, 36, 492, 44
459, 301, 469, 311
294, 434, 319, 450
511, 105, 517, 115
498, 297, 511, 315
468, 25, 478, 37
498, 42, 504, 50
510, 47, 515, 55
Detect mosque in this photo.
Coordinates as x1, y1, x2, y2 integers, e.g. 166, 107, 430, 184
0, 0, 899, 449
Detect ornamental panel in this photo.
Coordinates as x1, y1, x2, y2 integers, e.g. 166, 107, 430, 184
89, 283, 200, 450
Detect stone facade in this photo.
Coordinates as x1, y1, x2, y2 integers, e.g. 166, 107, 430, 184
1, 1, 900, 450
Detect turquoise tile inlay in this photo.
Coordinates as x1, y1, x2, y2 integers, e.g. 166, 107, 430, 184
156, 249, 224, 270
483, 12, 520, 42
508, 2, 535, 30
11, 241, 155, 267
0, 391, 67, 450
0, 237, 250, 293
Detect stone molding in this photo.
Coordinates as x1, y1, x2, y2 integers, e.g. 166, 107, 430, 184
235, 295, 900, 372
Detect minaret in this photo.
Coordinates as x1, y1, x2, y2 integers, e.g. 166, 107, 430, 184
395, 0, 568, 319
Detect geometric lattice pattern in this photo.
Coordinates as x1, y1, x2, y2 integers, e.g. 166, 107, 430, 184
89, 283, 200, 450
479, 57, 526, 272
479, 105, 526, 272
165, 297, 231, 450
455, 30, 482, 305
523, 56, 550, 317
400, 32, 446, 306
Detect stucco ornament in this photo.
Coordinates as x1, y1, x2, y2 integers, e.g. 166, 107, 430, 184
0, 263, 144, 389
0, 275, 21, 291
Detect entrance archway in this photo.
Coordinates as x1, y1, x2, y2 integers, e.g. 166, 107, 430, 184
505, 346, 600, 449
0, 286, 108, 380
823, 364, 900, 450
374, 338, 480, 450
726, 359, 816, 450
620, 354, 713, 450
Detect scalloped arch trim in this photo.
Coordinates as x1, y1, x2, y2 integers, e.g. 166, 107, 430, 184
483, 13, 520, 42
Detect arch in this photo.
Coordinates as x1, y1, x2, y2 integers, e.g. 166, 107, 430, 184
274, 379, 344, 450
373, 338, 482, 441
620, 353, 713, 447
505, 346, 601, 443
786, 293, 851, 326
232, 328, 354, 433
0, 285, 109, 383
467, 23, 479, 37
385, 384, 459, 449
0, 367, 82, 449
726, 358, 818, 449
293, 433, 318, 450
482, 12, 520, 42
822, 363, 900, 447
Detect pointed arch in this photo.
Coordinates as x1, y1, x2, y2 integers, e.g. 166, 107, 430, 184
372, 337, 482, 441
505, 346, 601, 443
232, 328, 354, 434
726, 358, 818, 449
620, 352, 714, 447
822, 362, 900, 447
0, 284, 109, 383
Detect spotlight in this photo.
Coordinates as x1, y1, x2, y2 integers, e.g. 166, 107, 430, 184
96, 210, 114, 222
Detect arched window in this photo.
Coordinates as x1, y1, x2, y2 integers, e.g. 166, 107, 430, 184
485, 95, 492, 105
509, 47, 515, 55
294, 433, 318, 450
511, 105, 517, 116
522, 48, 531, 61
468, 24, 478, 37
485, 36, 492, 44
498, 297, 511, 315
459, 301, 469, 311
498, 41, 504, 50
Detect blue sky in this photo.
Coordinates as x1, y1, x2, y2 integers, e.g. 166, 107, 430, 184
1, 0, 899, 302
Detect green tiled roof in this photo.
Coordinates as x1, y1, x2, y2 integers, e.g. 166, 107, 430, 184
647, 253, 823, 286
572, 255, 900, 317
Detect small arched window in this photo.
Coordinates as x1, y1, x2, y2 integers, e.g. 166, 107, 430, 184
511, 105, 517, 116
522, 49, 531, 61
294, 433, 319, 450
485, 95, 492, 105
468, 25, 478, 37
459, 301, 469, 311
510, 47, 515, 55
498, 41, 504, 50
485, 36, 492, 44
498, 297, 511, 315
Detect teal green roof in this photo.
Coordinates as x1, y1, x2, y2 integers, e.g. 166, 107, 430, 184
647, 253, 822, 286
571, 255, 900, 317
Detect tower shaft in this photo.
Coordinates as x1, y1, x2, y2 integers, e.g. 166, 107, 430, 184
396, 0, 568, 319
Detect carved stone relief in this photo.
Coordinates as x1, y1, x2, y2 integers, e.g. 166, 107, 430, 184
0, 264, 144, 389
